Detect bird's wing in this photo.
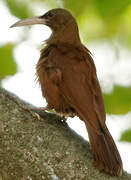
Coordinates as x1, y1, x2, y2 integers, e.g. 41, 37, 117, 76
49, 45, 106, 133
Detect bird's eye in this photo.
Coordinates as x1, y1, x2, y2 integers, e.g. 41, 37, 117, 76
47, 12, 54, 18
41, 12, 54, 19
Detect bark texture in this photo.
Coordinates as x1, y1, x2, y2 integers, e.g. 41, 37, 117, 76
0, 87, 131, 180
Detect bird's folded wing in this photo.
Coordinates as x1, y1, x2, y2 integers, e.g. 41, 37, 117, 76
49, 46, 106, 133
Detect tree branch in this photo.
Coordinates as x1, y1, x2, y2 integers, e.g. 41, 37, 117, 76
0, 87, 130, 179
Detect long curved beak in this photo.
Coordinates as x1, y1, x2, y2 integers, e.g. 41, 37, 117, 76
10, 16, 47, 28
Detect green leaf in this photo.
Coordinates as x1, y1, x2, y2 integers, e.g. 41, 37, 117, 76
94, 0, 131, 21
121, 129, 131, 142
103, 86, 131, 114
0, 44, 17, 80
4, 0, 33, 19
63, 0, 90, 17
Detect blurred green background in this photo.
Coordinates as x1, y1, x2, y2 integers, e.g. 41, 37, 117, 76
0, 0, 131, 142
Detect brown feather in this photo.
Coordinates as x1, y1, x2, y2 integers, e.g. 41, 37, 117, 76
37, 43, 122, 176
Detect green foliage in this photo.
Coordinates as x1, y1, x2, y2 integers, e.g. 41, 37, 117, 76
4, 0, 33, 19
104, 86, 131, 114
94, 0, 131, 20
61, 0, 131, 41
92, 0, 131, 38
63, 0, 89, 17
121, 129, 131, 142
0, 44, 17, 80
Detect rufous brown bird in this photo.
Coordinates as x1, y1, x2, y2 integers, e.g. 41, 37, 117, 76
11, 8, 123, 176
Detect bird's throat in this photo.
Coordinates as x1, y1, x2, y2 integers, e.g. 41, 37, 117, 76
47, 21, 81, 46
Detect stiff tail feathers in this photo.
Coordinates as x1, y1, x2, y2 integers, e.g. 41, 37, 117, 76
87, 125, 123, 176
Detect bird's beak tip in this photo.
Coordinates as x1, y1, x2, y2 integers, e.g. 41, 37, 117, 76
10, 24, 15, 28
9, 21, 24, 28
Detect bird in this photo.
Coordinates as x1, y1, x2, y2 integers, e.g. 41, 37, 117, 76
11, 8, 123, 176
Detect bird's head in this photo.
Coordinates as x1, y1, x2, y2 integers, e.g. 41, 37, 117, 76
11, 8, 77, 32
11, 8, 80, 44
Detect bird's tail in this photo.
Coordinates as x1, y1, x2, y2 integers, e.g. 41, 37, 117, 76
87, 124, 123, 176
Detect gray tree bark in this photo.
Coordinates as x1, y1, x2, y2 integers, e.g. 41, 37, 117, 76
0, 87, 131, 180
